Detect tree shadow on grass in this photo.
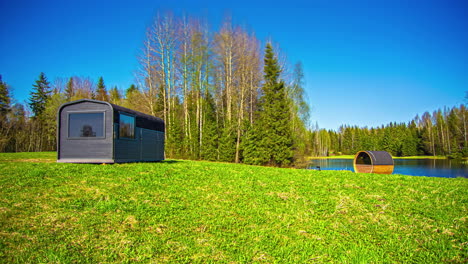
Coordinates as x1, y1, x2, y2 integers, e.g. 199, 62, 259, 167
158, 159, 182, 164
101, 159, 184, 165
53, 159, 184, 165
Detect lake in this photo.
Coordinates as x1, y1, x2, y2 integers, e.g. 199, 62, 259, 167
308, 159, 468, 178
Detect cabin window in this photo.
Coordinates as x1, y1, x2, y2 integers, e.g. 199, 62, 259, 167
68, 112, 105, 138
119, 113, 135, 139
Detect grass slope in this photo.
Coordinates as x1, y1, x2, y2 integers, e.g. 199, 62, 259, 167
0, 152, 467, 263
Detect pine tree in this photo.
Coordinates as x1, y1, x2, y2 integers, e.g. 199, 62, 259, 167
96, 77, 108, 101
401, 121, 419, 156
0, 75, 12, 152
243, 44, 293, 167
242, 120, 270, 165
65, 77, 74, 100
200, 92, 219, 161
218, 123, 236, 162
0, 75, 11, 117
126, 84, 138, 97
165, 98, 184, 158
109, 86, 121, 104
29, 72, 51, 118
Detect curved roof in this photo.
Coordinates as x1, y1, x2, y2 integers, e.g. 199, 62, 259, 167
59, 99, 165, 132
357, 151, 393, 165
110, 103, 164, 132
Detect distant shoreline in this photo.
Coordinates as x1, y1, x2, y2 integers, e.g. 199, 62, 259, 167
308, 155, 451, 160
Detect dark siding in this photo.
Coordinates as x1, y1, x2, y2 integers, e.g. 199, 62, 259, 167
59, 102, 113, 161
141, 129, 165, 161
114, 128, 165, 162
114, 127, 141, 161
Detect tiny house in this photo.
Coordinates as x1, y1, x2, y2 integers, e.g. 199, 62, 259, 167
353, 151, 394, 174
57, 99, 164, 163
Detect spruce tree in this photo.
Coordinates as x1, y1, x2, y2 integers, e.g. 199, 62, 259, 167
200, 92, 219, 161
65, 77, 74, 100
29, 72, 51, 118
218, 123, 236, 162
96, 77, 108, 101
126, 84, 138, 97
242, 119, 270, 165
0, 75, 11, 117
244, 44, 293, 166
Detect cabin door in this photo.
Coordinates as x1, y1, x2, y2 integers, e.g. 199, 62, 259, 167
140, 128, 159, 161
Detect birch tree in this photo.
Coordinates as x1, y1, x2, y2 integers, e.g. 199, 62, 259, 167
214, 20, 237, 162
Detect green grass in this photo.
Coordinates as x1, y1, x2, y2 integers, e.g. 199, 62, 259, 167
0, 152, 467, 263
0, 151, 57, 162
395, 156, 453, 160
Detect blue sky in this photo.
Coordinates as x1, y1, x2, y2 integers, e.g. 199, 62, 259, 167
1, 0, 467, 130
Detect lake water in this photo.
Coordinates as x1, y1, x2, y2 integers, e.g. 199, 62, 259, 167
308, 159, 468, 178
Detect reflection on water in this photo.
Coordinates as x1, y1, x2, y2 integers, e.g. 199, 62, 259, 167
308, 159, 468, 178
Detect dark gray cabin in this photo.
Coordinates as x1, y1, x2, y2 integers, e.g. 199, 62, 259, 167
57, 99, 164, 163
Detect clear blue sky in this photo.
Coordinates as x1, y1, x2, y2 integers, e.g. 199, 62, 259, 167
1, 0, 467, 130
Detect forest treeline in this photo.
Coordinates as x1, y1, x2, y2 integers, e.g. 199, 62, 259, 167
0, 13, 467, 163
310, 105, 468, 158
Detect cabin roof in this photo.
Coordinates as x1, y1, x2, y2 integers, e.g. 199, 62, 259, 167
59, 99, 165, 132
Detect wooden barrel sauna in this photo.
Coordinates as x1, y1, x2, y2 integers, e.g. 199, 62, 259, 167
353, 151, 394, 174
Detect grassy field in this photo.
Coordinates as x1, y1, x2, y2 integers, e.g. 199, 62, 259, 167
0, 152, 467, 263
